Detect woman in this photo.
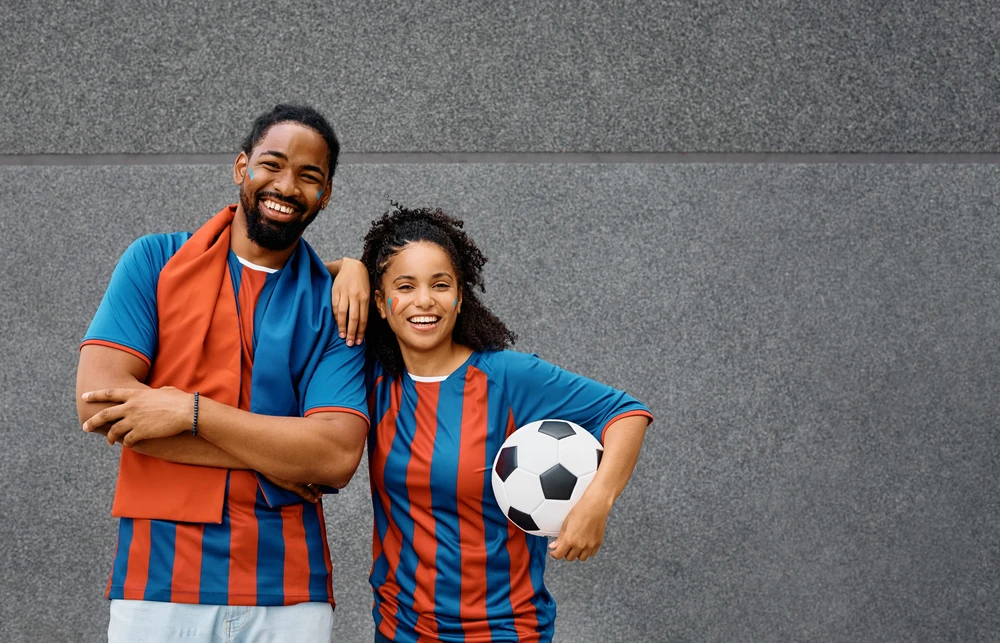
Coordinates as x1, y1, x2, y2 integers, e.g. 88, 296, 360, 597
361, 204, 652, 643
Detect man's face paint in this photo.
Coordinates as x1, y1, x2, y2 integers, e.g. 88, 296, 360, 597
247, 168, 254, 180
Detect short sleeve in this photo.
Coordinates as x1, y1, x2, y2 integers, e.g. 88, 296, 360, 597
81, 234, 186, 364
301, 333, 370, 425
499, 351, 652, 443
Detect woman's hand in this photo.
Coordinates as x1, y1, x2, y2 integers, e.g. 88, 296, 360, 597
547, 485, 614, 561
330, 257, 370, 346
81, 386, 195, 447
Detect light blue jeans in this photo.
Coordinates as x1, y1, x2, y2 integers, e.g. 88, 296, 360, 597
108, 599, 335, 642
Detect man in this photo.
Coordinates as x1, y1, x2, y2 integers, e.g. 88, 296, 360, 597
77, 104, 369, 642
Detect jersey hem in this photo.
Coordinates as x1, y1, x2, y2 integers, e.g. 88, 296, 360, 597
80, 339, 152, 367
600, 409, 654, 442
106, 586, 335, 606
304, 405, 370, 427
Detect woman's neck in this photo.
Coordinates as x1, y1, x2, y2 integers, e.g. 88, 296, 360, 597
400, 341, 474, 378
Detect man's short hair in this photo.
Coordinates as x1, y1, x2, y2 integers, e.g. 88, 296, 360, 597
241, 104, 341, 178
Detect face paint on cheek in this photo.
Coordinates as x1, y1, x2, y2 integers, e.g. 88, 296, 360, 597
387, 297, 394, 316
454, 298, 458, 308
247, 168, 254, 181
317, 189, 323, 198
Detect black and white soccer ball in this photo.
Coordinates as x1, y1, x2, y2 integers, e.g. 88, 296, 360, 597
491, 419, 604, 536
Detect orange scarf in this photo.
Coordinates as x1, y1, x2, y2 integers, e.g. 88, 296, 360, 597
112, 206, 242, 523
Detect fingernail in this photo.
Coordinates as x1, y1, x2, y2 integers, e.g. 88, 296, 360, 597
340, 332, 346, 338
82, 392, 91, 400
82, 423, 89, 432
346, 340, 354, 347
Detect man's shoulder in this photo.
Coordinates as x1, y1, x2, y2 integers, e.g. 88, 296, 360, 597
119, 232, 193, 272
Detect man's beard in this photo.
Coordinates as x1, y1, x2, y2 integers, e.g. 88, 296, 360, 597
241, 188, 318, 251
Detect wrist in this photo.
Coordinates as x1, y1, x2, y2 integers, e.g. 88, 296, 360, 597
191, 391, 200, 436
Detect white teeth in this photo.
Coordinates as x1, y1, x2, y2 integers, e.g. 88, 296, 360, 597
409, 316, 439, 323
263, 199, 294, 214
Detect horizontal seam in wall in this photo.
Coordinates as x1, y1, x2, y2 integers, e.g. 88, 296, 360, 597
2, 152, 1000, 166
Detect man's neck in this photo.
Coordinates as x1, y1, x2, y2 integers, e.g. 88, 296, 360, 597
230, 205, 297, 270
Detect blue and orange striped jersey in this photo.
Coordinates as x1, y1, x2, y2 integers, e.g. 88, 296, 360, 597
367, 350, 653, 642
83, 233, 367, 606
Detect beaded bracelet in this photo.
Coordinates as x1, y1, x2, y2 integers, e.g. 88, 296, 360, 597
192, 391, 200, 436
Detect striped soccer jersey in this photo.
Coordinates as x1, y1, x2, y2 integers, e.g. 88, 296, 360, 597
367, 350, 653, 643
82, 232, 367, 606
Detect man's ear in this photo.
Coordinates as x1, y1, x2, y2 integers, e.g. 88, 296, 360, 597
374, 289, 387, 319
233, 152, 250, 186
320, 180, 332, 209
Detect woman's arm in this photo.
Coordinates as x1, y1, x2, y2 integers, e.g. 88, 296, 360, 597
325, 256, 370, 346
547, 414, 650, 561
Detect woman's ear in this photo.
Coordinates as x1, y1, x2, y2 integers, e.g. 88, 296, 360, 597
374, 290, 387, 319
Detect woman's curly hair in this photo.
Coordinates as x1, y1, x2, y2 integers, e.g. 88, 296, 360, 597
361, 202, 517, 376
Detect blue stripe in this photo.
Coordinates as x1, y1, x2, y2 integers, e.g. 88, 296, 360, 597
383, 377, 421, 641
108, 518, 134, 599
430, 375, 466, 641
254, 485, 285, 604
301, 501, 331, 602
199, 474, 232, 603
481, 376, 517, 639
143, 520, 177, 601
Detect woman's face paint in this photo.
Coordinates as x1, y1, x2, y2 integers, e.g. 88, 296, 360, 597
387, 297, 394, 316
454, 298, 458, 308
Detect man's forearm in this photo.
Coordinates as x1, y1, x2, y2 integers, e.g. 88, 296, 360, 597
129, 434, 249, 469
196, 395, 367, 487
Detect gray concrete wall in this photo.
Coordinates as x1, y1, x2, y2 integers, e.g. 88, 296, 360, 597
2, 2, 998, 642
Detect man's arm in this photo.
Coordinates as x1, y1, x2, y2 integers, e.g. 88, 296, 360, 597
82, 385, 369, 488
77, 345, 248, 469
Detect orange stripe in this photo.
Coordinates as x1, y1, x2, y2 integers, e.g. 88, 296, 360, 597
456, 367, 490, 629
281, 503, 311, 604
80, 339, 151, 367
371, 380, 402, 639
407, 382, 440, 638
502, 407, 541, 639
122, 519, 151, 600
237, 268, 267, 412
600, 409, 654, 441
227, 471, 260, 604
316, 503, 335, 605
170, 523, 204, 603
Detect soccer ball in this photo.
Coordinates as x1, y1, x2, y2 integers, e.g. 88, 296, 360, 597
491, 419, 604, 536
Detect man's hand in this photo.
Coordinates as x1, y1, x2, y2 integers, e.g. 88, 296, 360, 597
330, 257, 369, 347
82, 386, 194, 447
262, 474, 323, 503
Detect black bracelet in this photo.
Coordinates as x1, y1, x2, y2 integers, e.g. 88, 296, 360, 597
192, 391, 200, 436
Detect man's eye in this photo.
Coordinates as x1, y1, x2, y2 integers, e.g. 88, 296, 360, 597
261, 162, 279, 169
